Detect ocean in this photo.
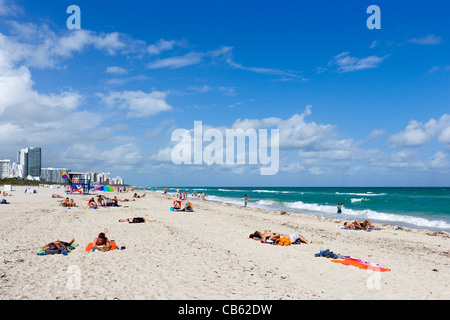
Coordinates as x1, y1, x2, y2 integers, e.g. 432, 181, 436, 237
148, 186, 450, 232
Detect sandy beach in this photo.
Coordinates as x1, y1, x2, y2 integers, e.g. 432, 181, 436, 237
0, 185, 448, 300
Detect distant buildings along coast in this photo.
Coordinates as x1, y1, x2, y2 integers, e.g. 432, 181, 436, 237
0, 147, 124, 185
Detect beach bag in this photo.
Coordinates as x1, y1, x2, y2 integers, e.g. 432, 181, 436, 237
98, 246, 110, 252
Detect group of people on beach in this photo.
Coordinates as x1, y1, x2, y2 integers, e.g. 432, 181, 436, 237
61, 197, 76, 207
45, 190, 157, 252
173, 189, 205, 201
86, 192, 146, 209
249, 217, 375, 246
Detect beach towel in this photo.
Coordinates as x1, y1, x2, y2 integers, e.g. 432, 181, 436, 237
37, 244, 78, 256
331, 258, 391, 272
248, 237, 301, 245
315, 249, 390, 272
85, 241, 117, 252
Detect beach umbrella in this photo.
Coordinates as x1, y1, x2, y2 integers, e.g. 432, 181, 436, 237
93, 185, 114, 192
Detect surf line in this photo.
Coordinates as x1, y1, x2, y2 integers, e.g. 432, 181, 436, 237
171, 121, 280, 175
178, 304, 213, 317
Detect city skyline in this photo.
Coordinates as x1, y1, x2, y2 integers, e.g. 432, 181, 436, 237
0, 1, 449, 187
1, 145, 124, 185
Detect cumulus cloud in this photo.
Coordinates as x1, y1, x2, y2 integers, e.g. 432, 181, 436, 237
99, 90, 173, 118
232, 105, 335, 149
388, 114, 450, 148
1, 27, 127, 69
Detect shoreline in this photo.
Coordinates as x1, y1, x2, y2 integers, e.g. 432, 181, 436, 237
1, 185, 449, 300
154, 188, 450, 234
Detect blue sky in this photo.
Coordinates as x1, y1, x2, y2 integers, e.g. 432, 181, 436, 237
0, 0, 449, 186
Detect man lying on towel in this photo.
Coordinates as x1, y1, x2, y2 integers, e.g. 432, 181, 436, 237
119, 217, 156, 223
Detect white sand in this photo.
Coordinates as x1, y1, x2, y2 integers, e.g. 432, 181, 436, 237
0, 185, 449, 300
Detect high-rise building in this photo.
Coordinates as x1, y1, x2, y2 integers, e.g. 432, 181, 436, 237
17, 148, 28, 178
27, 147, 41, 177
17, 147, 41, 179
0, 160, 11, 179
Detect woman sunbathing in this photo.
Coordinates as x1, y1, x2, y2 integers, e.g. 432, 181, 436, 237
344, 219, 374, 230
42, 239, 75, 251
249, 230, 311, 244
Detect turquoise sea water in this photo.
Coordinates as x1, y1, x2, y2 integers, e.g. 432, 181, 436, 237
148, 187, 450, 231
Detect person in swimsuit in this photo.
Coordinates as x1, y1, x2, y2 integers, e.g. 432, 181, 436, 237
42, 239, 75, 251
92, 228, 111, 250
181, 202, 193, 211
344, 219, 374, 230
88, 198, 98, 209
119, 217, 156, 223
249, 230, 311, 244
249, 230, 278, 241
244, 195, 249, 207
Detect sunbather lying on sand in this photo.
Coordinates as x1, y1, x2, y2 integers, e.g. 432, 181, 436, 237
249, 230, 311, 244
119, 217, 156, 223
133, 193, 146, 198
92, 228, 111, 250
344, 219, 374, 230
42, 239, 75, 251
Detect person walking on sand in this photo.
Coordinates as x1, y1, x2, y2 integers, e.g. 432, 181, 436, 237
244, 195, 249, 207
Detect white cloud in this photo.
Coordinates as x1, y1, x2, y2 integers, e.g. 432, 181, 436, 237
388, 114, 450, 148
147, 51, 204, 69
147, 39, 178, 55
105, 66, 128, 75
438, 126, 450, 147
0, 0, 20, 16
329, 52, 385, 73
428, 151, 449, 169
225, 58, 297, 77
408, 34, 442, 45
1, 23, 129, 69
61, 142, 142, 171
367, 129, 386, 141
232, 105, 335, 149
100, 90, 173, 118
0, 63, 82, 116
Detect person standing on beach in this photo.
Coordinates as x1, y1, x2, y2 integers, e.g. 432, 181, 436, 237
244, 195, 249, 207
337, 203, 343, 213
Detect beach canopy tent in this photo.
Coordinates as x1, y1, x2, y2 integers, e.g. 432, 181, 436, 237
24, 188, 36, 194
3, 185, 12, 192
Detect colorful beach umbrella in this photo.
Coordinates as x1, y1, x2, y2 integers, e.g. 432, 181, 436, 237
93, 185, 114, 192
